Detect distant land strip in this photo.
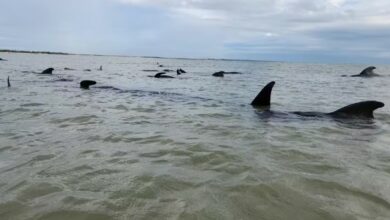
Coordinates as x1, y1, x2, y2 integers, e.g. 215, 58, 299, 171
0, 49, 271, 62
0, 49, 71, 55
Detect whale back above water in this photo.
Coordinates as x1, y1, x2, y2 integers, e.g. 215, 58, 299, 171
252, 81, 384, 119
80, 80, 97, 89
212, 71, 224, 77
153, 72, 174, 78
351, 66, 378, 77
359, 66, 376, 76
41, 68, 54, 74
177, 69, 186, 75
328, 101, 384, 118
251, 81, 275, 107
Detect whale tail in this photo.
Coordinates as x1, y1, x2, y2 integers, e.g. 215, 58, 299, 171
251, 81, 275, 107
80, 80, 97, 89
7, 76, 10, 87
329, 101, 384, 118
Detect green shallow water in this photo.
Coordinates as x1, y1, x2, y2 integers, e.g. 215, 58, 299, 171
0, 52, 390, 219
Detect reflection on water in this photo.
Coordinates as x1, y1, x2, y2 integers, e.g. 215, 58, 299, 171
0, 52, 390, 219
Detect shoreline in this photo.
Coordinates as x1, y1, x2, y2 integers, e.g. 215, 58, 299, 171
0, 48, 272, 63
1, 49, 386, 66
0, 49, 71, 56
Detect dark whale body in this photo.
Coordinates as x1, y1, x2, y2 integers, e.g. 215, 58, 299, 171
292, 101, 384, 118
80, 80, 97, 89
7, 76, 10, 87
212, 71, 224, 77
350, 66, 379, 77
251, 81, 384, 119
177, 69, 186, 75
80, 80, 123, 91
214, 71, 242, 75
0, 58, 7, 61
41, 68, 54, 74
149, 72, 175, 78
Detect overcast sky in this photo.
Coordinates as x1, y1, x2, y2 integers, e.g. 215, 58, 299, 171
1, 0, 390, 63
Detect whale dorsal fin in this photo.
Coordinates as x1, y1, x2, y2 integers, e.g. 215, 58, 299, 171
329, 101, 384, 118
251, 81, 275, 107
359, 66, 376, 75
41, 68, 54, 74
80, 80, 97, 89
155, 72, 167, 77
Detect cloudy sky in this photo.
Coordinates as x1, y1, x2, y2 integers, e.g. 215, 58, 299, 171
1, 0, 390, 63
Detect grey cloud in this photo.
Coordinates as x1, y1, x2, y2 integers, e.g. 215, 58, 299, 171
1, 0, 390, 63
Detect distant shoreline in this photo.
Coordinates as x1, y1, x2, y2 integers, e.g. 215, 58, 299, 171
0, 49, 273, 63
1, 49, 387, 65
0, 49, 71, 56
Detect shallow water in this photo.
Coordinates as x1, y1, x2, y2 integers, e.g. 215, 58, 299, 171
1, 52, 390, 220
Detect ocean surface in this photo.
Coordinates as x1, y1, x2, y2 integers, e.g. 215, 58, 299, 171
1, 52, 390, 220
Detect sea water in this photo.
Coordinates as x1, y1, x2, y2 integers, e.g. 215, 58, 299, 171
1, 52, 390, 220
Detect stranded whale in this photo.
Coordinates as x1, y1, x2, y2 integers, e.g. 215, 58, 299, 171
350, 66, 379, 77
80, 80, 97, 89
177, 69, 186, 75
148, 72, 175, 78
41, 68, 54, 74
251, 81, 384, 119
214, 71, 242, 75
212, 71, 224, 77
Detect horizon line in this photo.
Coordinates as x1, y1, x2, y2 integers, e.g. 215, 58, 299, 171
0, 48, 277, 63
0, 48, 384, 66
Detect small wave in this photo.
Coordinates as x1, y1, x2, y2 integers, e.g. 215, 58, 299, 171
16, 182, 63, 202
50, 115, 100, 125
20, 103, 45, 107
34, 210, 114, 220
